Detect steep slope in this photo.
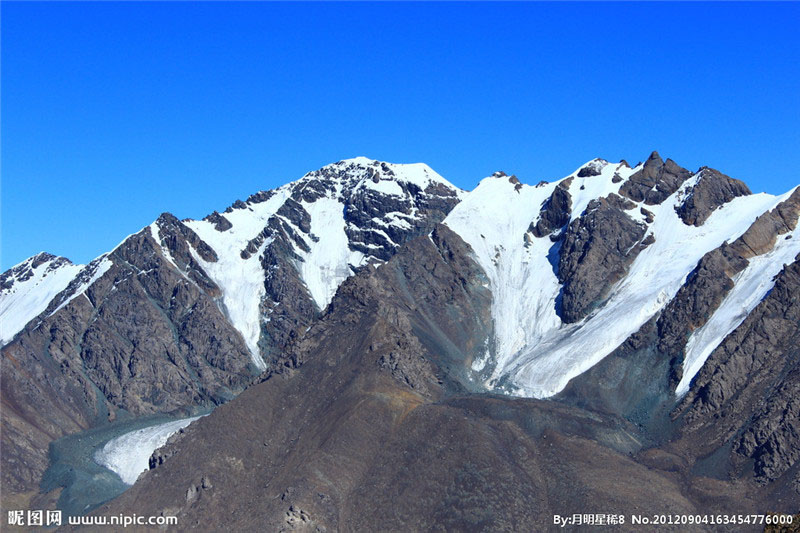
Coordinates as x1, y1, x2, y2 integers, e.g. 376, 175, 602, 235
444, 153, 795, 399
0, 253, 83, 345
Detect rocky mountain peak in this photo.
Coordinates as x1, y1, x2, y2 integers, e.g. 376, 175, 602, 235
576, 158, 609, 177
0, 252, 74, 290
0, 252, 83, 345
646, 150, 663, 164
619, 151, 692, 204
674, 167, 752, 226
296, 157, 461, 200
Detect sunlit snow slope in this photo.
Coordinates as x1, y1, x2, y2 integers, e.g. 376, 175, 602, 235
0, 253, 84, 345
445, 160, 796, 398
181, 157, 463, 368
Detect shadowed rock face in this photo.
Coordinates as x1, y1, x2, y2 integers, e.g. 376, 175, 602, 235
87, 225, 784, 532
530, 179, 572, 238
556, 196, 650, 323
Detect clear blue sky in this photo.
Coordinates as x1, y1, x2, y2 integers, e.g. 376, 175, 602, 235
2, 2, 799, 269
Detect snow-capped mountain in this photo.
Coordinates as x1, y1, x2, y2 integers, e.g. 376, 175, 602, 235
2, 153, 799, 524
0, 252, 84, 344
85, 154, 800, 529
0, 157, 464, 493
176, 157, 463, 369
445, 153, 799, 398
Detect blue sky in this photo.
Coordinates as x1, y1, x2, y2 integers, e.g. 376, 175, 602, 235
2, 1, 799, 269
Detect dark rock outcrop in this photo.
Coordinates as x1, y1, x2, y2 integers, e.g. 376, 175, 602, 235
675, 167, 751, 226
577, 163, 603, 177
731, 186, 800, 258
557, 196, 650, 323
202, 211, 233, 232
530, 179, 572, 238
620, 151, 693, 205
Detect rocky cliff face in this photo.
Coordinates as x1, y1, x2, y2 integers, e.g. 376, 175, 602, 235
556, 193, 650, 323
2, 153, 799, 528
619, 150, 693, 204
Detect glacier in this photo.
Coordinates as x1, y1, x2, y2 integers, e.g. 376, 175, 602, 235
445, 161, 794, 398
94, 416, 203, 485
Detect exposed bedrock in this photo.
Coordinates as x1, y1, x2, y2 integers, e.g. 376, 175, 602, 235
556, 196, 650, 323
530, 179, 573, 238
619, 150, 693, 205
674, 167, 751, 226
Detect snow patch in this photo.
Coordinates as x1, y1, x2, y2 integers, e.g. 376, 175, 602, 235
94, 416, 203, 485
365, 178, 404, 196
676, 211, 800, 396
298, 194, 367, 310
0, 257, 83, 345
185, 187, 292, 370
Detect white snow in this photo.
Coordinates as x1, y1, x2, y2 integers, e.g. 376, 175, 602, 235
445, 161, 791, 398
49, 257, 113, 316
676, 207, 800, 396
340, 157, 456, 190
365, 178, 404, 196
94, 416, 203, 485
297, 195, 367, 310
445, 173, 564, 376
0, 256, 83, 345
184, 189, 291, 370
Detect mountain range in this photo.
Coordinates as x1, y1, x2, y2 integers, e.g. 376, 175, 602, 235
2, 153, 798, 531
